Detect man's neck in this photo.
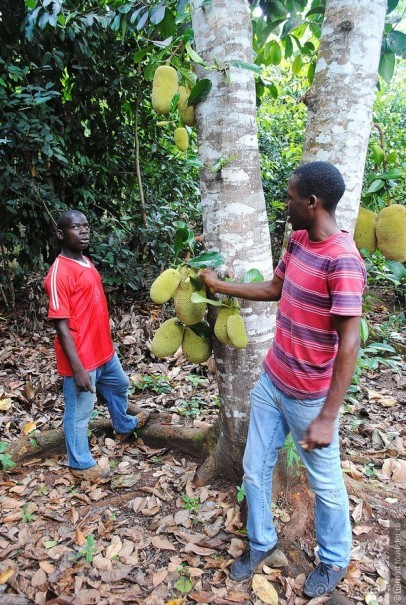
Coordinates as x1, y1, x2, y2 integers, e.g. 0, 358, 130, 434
307, 215, 341, 242
60, 248, 84, 261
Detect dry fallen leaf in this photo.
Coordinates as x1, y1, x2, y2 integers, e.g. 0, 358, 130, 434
342, 460, 363, 481
0, 398, 12, 411
0, 568, 15, 584
381, 458, 406, 484
151, 535, 176, 551
252, 574, 279, 605
22, 420, 37, 435
367, 390, 398, 407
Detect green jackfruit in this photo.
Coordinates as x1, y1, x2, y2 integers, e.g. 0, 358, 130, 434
151, 65, 179, 115
227, 314, 248, 349
150, 268, 181, 304
151, 318, 184, 358
174, 268, 207, 325
177, 86, 196, 127
182, 328, 212, 364
376, 204, 406, 262
174, 127, 189, 152
214, 304, 234, 344
354, 207, 377, 254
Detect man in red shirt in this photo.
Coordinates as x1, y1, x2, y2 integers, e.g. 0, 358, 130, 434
199, 162, 366, 597
44, 210, 150, 481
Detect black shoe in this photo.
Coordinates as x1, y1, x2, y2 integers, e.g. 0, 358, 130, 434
303, 562, 347, 597
230, 543, 277, 581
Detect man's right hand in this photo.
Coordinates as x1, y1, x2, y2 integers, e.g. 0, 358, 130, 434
73, 368, 95, 392
198, 268, 221, 295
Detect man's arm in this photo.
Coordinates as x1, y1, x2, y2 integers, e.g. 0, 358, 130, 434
299, 315, 360, 451
199, 268, 283, 301
54, 319, 94, 392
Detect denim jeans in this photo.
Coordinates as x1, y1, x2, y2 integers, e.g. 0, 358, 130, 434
63, 353, 138, 470
243, 371, 351, 568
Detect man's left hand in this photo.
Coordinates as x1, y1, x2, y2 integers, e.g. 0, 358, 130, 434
299, 416, 335, 451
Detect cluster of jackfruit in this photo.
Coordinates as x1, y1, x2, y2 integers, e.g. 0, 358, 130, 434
354, 204, 406, 262
151, 65, 194, 153
214, 299, 249, 349
149, 266, 212, 364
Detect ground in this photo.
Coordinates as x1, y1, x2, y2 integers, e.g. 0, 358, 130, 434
0, 285, 405, 605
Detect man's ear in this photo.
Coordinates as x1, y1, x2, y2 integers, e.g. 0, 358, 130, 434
308, 194, 318, 209
56, 228, 64, 240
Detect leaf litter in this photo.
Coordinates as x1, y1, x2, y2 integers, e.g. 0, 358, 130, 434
0, 291, 405, 605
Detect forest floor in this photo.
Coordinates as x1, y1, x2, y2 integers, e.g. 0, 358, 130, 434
0, 284, 405, 605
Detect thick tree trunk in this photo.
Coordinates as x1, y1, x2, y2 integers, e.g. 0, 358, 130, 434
302, 0, 387, 232
191, 0, 276, 482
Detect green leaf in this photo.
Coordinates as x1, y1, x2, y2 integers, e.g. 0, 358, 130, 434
185, 41, 206, 66
387, 31, 406, 58
380, 168, 404, 180
281, 18, 305, 39
243, 269, 264, 283
360, 317, 369, 345
307, 61, 316, 84
284, 36, 294, 59
365, 179, 385, 194
149, 5, 166, 25
292, 55, 303, 75
174, 575, 193, 593
44, 540, 58, 549
187, 79, 212, 107
378, 51, 395, 83
189, 321, 212, 338
191, 292, 223, 307
306, 6, 325, 18
177, 66, 197, 87
371, 144, 384, 166
136, 10, 148, 31
268, 41, 282, 65
187, 251, 224, 269
387, 0, 400, 14
229, 60, 263, 74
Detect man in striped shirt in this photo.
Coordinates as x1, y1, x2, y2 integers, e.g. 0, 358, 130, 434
199, 162, 366, 597
44, 210, 150, 481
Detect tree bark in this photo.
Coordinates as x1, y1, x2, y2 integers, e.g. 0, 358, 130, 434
301, 0, 387, 232
191, 0, 277, 482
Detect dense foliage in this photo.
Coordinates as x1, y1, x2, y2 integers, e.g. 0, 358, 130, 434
0, 0, 405, 307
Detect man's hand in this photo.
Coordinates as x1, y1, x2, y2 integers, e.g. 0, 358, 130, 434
198, 268, 221, 295
299, 415, 335, 452
73, 368, 95, 393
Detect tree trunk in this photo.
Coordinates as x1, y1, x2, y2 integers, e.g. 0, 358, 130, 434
302, 0, 387, 232
190, 0, 277, 483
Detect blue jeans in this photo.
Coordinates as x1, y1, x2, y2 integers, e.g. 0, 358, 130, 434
243, 371, 351, 568
63, 353, 138, 470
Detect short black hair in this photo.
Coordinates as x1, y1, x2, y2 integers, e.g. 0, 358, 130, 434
57, 210, 86, 231
292, 161, 345, 213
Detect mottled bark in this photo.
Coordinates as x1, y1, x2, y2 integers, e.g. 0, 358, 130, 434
301, 0, 387, 232
190, 0, 277, 481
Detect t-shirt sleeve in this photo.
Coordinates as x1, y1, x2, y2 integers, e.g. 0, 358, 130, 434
45, 262, 72, 319
328, 254, 366, 316
275, 235, 295, 280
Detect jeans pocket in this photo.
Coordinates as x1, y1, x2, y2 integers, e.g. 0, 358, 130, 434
296, 396, 325, 408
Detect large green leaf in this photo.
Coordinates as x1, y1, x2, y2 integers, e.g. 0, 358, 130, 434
149, 5, 165, 25
378, 51, 395, 83
365, 179, 385, 194
387, 31, 406, 58
187, 251, 224, 269
243, 269, 264, 283
187, 79, 212, 107
268, 41, 282, 65
229, 60, 263, 74
185, 41, 206, 66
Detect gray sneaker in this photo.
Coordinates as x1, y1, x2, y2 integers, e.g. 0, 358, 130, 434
230, 543, 277, 581
303, 562, 347, 597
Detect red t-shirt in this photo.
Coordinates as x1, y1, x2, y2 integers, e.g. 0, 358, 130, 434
264, 230, 366, 399
44, 255, 114, 376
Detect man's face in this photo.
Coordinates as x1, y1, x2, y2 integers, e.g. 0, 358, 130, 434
58, 213, 90, 252
285, 177, 312, 231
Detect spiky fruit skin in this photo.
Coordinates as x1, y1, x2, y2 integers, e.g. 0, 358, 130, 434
354, 207, 377, 254
174, 268, 207, 325
150, 268, 181, 304
151, 318, 184, 358
227, 314, 248, 349
177, 86, 196, 127
174, 127, 189, 151
376, 204, 406, 262
182, 328, 212, 364
151, 65, 178, 115
214, 306, 234, 344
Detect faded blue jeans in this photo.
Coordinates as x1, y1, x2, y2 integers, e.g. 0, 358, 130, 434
243, 371, 351, 568
63, 353, 138, 470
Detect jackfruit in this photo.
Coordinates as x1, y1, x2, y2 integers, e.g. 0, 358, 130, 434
150, 268, 181, 304
354, 207, 377, 254
174, 127, 189, 152
214, 304, 234, 345
151, 318, 184, 358
376, 204, 406, 262
174, 268, 207, 325
151, 65, 179, 115
182, 327, 212, 364
177, 86, 196, 127
227, 313, 248, 349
